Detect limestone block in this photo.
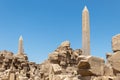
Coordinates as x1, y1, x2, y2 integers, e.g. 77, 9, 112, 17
112, 34, 120, 52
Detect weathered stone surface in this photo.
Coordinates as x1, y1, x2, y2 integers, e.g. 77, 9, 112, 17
49, 52, 59, 62
112, 34, 120, 52
0, 34, 120, 80
82, 6, 90, 56
104, 64, 114, 76
9, 72, 15, 80
107, 51, 120, 72
50, 64, 62, 74
79, 76, 91, 80
60, 41, 70, 47
78, 56, 105, 76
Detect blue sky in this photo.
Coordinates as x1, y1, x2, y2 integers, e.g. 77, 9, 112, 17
0, 0, 120, 63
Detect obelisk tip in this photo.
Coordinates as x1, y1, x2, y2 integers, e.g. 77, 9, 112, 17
83, 6, 88, 12
19, 35, 23, 40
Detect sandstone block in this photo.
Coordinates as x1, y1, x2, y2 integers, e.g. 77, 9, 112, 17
107, 51, 120, 72
60, 41, 70, 47
9, 72, 15, 80
78, 56, 105, 76
49, 52, 59, 61
112, 34, 120, 52
51, 64, 62, 74
104, 64, 114, 76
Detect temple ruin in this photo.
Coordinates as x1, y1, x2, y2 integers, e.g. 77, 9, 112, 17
0, 6, 119, 80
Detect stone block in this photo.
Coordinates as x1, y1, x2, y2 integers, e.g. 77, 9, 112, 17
78, 56, 105, 76
107, 51, 120, 72
112, 34, 120, 52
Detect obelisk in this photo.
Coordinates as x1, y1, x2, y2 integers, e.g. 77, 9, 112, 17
82, 6, 90, 55
18, 36, 24, 55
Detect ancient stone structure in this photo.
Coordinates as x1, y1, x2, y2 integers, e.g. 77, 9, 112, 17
0, 6, 120, 80
0, 34, 120, 80
82, 6, 90, 55
18, 36, 24, 55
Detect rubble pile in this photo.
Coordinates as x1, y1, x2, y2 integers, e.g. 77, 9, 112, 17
0, 34, 120, 80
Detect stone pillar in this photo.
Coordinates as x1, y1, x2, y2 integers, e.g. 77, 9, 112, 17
18, 36, 24, 55
82, 6, 90, 55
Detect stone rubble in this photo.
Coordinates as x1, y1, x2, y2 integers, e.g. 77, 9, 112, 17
0, 34, 120, 80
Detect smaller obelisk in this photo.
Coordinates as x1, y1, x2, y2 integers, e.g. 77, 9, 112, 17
18, 35, 24, 55
82, 6, 90, 55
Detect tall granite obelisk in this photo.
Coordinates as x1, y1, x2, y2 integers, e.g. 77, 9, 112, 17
82, 6, 90, 55
18, 36, 24, 55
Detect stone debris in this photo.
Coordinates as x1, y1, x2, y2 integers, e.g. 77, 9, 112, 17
0, 33, 120, 80
0, 33, 118, 80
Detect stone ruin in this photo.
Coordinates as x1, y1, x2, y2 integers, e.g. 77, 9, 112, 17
0, 6, 120, 80
0, 34, 120, 80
